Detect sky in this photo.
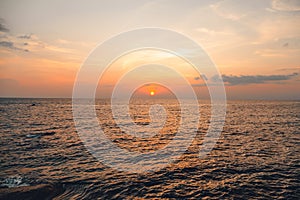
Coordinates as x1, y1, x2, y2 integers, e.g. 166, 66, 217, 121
0, 0, 299, 100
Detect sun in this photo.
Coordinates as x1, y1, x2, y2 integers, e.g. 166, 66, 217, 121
150, 91, 155, 96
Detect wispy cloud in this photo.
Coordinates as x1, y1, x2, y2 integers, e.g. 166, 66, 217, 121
0, 18, 80, 57
213, 73, 299, 85
0, 18, 9, 32
1, 32, 76, 56
194, 74, 208, 81
272, 0, 300, 11
0, 41, 29, 52
255, 49, 288, 57
0, 23, 9, 32
277, 67, 300, 72
0, 41, 13, 48
0, 19, 31, 52
210, 2, 245, 21
18, 34, 33, 39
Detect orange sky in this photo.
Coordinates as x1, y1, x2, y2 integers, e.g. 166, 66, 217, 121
0, 0, 299, 99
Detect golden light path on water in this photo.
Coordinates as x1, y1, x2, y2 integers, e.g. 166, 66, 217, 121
0, 98, 299, 199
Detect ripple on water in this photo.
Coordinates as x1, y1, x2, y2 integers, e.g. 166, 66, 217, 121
0, 99, 299, 199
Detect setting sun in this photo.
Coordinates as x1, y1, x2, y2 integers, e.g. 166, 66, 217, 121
150, 91, 155, 96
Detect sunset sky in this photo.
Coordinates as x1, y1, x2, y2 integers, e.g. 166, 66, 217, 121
0, 0, 299, 99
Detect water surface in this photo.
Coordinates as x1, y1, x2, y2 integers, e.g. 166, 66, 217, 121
0, 98, 299, 199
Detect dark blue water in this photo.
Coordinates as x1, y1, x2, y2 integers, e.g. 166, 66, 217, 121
0, 98, 299, 199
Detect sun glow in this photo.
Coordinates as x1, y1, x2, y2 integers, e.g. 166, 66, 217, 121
150, 91, 155, 96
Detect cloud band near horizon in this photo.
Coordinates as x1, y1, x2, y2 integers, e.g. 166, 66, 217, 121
212, 72, 299, 86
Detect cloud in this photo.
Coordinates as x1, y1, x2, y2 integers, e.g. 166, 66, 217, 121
213, 73, 299, 85
0, 19, 9, 32
277, 67, 300, 72
18, 34, 32, 39
0, 23, 9, 32
272, 0, 300, 11
0, 41, 29, 52
192, 83, 223, 87
0, 41, 13, 48
194, 74, 208, 81
210, 0, 267, 21
0, 19, 30, 52
255, 49, 288, 57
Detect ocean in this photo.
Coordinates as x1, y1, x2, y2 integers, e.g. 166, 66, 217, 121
0, 98, 299, 199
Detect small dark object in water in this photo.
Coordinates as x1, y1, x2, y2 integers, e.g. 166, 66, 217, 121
41, 131, 56, 136
31, 103, 36, 106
